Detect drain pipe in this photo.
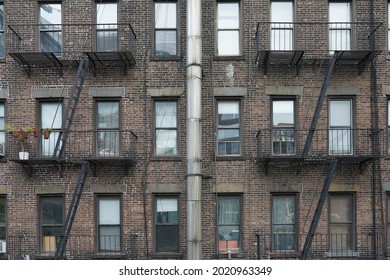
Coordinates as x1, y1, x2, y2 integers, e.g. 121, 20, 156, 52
186, 0, 202, 259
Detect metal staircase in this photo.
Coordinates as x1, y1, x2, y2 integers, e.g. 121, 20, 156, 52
55, 161, 90, 259
53, 56, 90, 159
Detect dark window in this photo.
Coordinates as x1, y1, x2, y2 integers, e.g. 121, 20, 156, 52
329, 193, 355, 253
272, 194, 297, 251
217, 1, 240, 56
155, 196, 179, 252
153, 100, 178, 156
217, 100, 241, 156
39, 101, 62, 157
96, 1, 118, 51
154, 1, 177, 56
39, 3, 62, 55
96, 100, 120, 157
272, 99, 296, 155
0, 102, 4, 156
329, 98, 353, 155
0, 197, 5, 241
217, 195, 241, 253
270, 1, 294, 50
97, 196, 121, 252
387, 194, 390, 249
0, 3, 4, 58
40, 196, 64, 255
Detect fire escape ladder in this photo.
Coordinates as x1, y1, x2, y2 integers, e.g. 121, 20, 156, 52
301, 159, 338, 260
55, 160, 90, 259
301, 52, 338, 159
53, 56, 90, 159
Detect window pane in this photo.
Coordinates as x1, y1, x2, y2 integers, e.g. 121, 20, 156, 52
0, 197, 5, 240
99, 198, 120, 225
273, 100, 294, 127
155, 3, 176, 28
156, 224, 179, 252
329, 129, 352, 155
97, 3, 117, 25
271, 1, 293, 22
156, 101, 177, 128
41, 197, 63, 225
0, 4, 3, 30
41, 102, 62, 129
155, 30, 177, 56
330, 195, 352, 223
156, 129, 177, 155
218, 225, 239, 241
329, 2, 351, 23
98, 131, 120, 157
156, 197, 178, 224
218, 101, 240, 128
218, 3, 239, 29
272, 196, 295, 225
218, 196, 240, 224
97, 31, 118, 51
0, 33, 4, 58
40, 4, 62, 25
329, 224, 353, 251
218, 30, 240, 56
99, 225, 121, 251
98, 102, 119, 129
330, 100, 351, 127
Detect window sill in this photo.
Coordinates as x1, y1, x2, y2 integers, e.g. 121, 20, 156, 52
151, 156, 183, 162
213, 55, 245, 61
91, 252, 128, 259
269, 251, 300, 259
150, 252, 183, 259
150, 55, 182, 62
216, 155, 245, 161
325, 251, 359, 258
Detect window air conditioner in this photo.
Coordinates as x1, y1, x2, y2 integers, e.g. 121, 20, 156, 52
0, 143, 4, 156
0, 241, 6, 253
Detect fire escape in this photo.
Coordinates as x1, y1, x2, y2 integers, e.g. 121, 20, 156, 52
255, 21, 383, 259
7, 23, 137, 259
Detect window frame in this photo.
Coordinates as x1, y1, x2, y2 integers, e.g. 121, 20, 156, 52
152, 0, 179, 58
216, 0, 242, 57
39, 195, 64, 255
387, 193, 390, 251
94, 0, 119, 52
388, 1, 390, 52
96, 195, 122, 253
387, 99, 390, 155
271, 193, 298, 252
328, 97, 354, 155
0, 101, 5, 159
152, 99, 179, 158
270, 0, 295, 51
38, 99, 63, 158
154, 195, 180, 253
328, 193, 356, 255
94, 99, 121, 158
271, 97, 297, 156
0, 196, 6, 243
217, 194, 242, 254
39, 1, 63, 56
216, 98, 242, 157
0, 3, 4, 59
328, 0, 352, 52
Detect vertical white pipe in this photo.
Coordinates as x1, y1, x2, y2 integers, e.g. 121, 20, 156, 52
186, 0, 202, 260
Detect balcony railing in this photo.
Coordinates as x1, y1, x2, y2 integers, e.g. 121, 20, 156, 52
7, 129, 138, 163
256, 128, 384, 163
256, 233, 385, 260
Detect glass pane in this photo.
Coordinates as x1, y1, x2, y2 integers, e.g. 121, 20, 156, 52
218, 129, 239, 142
41, 197, 63, 225
329, 224, 353, 251
99, 225, 121, 251
218, 196, 240, 224
0, 4, 3, 30
388, 196, 390, 223
329, 2, 351, 23
41, 102, 62, 129
329, 29, 351, 51
42, 131, 60, 157
156, 129, 177, 155
97, 3, 117, 25
99, 198, 120, 225
218, 225, 239, 241
218, 3, 239, 29
0, 33, 4, 58
330, 100, 351, 127
0, 228, 5, 240
329, 129, 352, 155
155, 101, 177, 128
40, 4, 62, 25
0, 197, 5, 225
273, 100, 294, 127
218, 101, 240, 128
156, 225, 179, 252
330, 195, 353, 223
0, 103, 4, 117
155, 30, 177, 56
98, 102, 119, 129
272, 196, 296, 224
40, 31, 62, 54
155, 3, 176, 28
218, 31, 240, 56
271, 1, 293, 22
272, 233, 295, 251
97, 30, 118, 51
271, 29, 293, 51
218, 141, 240, 155
156, 197, 178, 224
97, 131, 120, 157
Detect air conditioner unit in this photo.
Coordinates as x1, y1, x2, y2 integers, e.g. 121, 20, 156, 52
0, 143, 4, 157
0, 241, 6, 253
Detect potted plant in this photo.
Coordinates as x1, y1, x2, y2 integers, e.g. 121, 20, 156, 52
43, 128, 52, 139
5, 124, 33, 160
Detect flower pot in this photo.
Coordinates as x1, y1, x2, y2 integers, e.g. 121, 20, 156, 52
19, 152, 29, 160
43, 131, 51, 139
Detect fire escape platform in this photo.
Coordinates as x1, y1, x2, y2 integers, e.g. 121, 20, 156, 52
256, 50, 305, 75
85, 51, 136, 76
8, 52, 64, 77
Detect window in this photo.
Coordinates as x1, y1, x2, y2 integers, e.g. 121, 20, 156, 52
272, 99, 296, 155
0, 197, 5, 243
154, 1, 177, 56
154, 100, 178, 156
217, 100, 241, 156
40, 196, 64, 255
329, 1, 351, 52
39, 2, 62, 55
0, 102, 4, 156
388, 2, 390, 52
270, 1, 294, 51
388, 194, 390, 250
217, 196, 241, 253
97, 196, 121, 252
39, 101, 62, 157
272, 194, 297, 251
96, 100, 120, 157
329, 194, 355, 254
0, 3, 4, 58
96, 1, 118, 51
329, 98, 353, 155
155, 196, 179, 252
217, 1, 240, 56
388, 99, 390, 154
